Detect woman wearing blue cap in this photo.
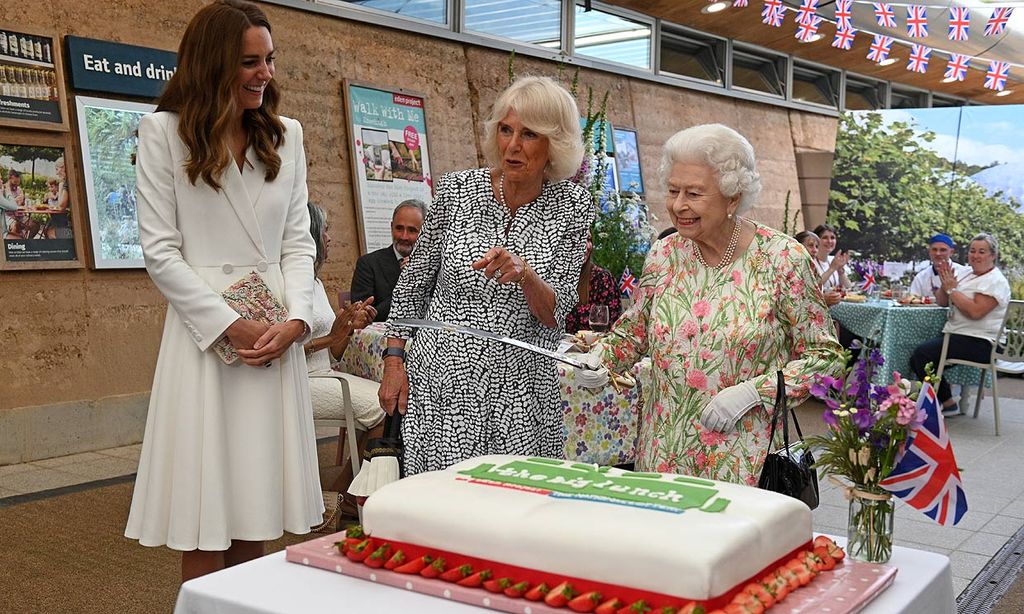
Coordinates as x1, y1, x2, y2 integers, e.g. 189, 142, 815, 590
909, 234, 970, 299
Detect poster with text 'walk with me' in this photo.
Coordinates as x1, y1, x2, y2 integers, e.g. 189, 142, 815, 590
345, 82, 433, 253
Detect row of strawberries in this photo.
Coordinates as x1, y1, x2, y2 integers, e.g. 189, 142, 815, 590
335, 528, 845, 614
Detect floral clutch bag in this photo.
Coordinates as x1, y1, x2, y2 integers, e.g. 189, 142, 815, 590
213, 271, 289, 365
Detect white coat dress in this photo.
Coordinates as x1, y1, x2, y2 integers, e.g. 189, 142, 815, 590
124, 111, 324, 551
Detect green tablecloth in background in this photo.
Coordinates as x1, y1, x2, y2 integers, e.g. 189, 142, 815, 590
830, 299, 983, 386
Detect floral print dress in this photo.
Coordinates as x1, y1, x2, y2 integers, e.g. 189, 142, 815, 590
599, 223, 844, 484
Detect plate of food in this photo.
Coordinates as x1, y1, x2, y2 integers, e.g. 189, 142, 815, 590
897, 294, 938, 307
841, 293, 866, 303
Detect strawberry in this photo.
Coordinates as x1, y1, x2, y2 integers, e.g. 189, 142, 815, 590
677, 604, 705, 614
744, 583, 775, 608
504, 580, 531, 598
483, 577, 512, 593
456, 569, 493, 588
568, 591, 603, 612
778, 567, 800, 591
524, 583, 550, 602
594, 598, 624, 614
722, 605, 750, 614
420, 557, 446, 578
655, 607, 678, 614
545, 581, 577, 607
363, 544, 392, 569
616, 599, 652, 614
730, 592, 764, 614
344, 524, 366, 541
394, 554, 432, 574
345, 539, 374, 562
440, 564, 473, 583
813, 536, 846, 562
383, 550, 406, 570
813, 547, 837, 571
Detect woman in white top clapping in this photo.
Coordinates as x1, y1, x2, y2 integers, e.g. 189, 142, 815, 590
910, 233, 1011, 416
812, 223, 852, 291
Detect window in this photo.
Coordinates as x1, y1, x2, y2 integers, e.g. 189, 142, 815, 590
844, 76, 883, 110
931, 94, 967, 108
659, 26, 724, 85
465, 0, 561, 47
791, 63, 838, 108
328, 0, 446, 25
573, 4, 651, 69
890, 86, 927, 109
731, 47, 785, 97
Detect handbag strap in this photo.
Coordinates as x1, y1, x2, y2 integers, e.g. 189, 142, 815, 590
766, 370, 793, 452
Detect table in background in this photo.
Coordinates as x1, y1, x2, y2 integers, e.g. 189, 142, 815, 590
337, 324, 640, 466
174, 536, 955, 614
830, 299, 980, 386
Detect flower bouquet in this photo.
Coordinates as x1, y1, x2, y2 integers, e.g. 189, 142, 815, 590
803, 346, 928, 563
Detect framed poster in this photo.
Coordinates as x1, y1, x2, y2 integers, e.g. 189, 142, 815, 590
612, 126, 643, 194
75, 96, 154, 269
343, 80, 433, 253
0, 132, 82, 269
0, 25, 70, 131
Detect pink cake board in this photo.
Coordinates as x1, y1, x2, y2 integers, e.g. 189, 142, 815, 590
286, 532, 896, 614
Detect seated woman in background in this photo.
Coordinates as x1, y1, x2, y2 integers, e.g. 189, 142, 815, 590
811, 223, 851, 291
795, 230, 841, 307
565, 234, 622, 334
910, 233, 1010, 417
304, 203, 384, 500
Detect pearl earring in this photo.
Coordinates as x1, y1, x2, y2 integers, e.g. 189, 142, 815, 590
727, 213, 733, 219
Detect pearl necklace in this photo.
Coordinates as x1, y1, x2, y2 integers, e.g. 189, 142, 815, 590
694, 217, 742, 271
498, 172, 508, 208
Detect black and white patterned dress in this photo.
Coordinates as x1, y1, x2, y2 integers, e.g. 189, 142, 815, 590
385, 168, 594, 475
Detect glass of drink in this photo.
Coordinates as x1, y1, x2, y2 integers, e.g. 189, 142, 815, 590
589, 304, 610, 333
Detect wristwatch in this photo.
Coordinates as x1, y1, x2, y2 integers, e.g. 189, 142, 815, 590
381, 347, 407, 362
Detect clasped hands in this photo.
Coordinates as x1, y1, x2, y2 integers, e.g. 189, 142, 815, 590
471, 247, 527, 285
231, 319, 306, 367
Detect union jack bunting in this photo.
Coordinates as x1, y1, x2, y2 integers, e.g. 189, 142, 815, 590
948, 7, 970, 41
879, 385, 968, 526
796, 0, 818, 26
832, 27, 857, 50
835, 0, 853, 30
762, 5, 785, 26
762, 0, 782, 14
945, 54, 970, 82
796, 16, 822, 42
906, 6, 928, 38
619, 268, 637, 297
860, 272, 877, 293
873, 3, 897, 28
985, 60, 1010, 91
733, 0, 749, 7
985, 7, 1014, 37
867, 35, 894, 63
907, 44, 931, 73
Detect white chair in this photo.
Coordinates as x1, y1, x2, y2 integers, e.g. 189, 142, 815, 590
308, 371, 361, 481
936, 300, 1024, 436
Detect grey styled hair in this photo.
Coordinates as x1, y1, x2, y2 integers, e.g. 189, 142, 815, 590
971, 232, 999, 262
393, 198, 427, 220
659, 124, 762, 214
481, 76, 584, 182
307, 202, 328, 272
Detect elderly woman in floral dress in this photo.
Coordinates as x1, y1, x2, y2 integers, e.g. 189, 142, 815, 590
587, 124, 844, 484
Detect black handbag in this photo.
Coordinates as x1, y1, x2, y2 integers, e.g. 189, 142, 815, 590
758, 370, 820, 510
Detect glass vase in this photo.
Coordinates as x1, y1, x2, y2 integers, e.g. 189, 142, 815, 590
846, 485, 894, 563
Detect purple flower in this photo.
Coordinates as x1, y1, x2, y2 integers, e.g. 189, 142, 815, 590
851, 404, 877, 431
822, 409, 838, 427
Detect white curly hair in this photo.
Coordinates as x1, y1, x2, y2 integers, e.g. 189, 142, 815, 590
659, 124, 762, 214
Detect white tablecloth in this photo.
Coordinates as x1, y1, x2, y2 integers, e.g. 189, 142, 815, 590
175, 535, 955, 614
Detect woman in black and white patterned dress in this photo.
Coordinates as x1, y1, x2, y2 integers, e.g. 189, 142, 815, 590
379, 76, 594, 475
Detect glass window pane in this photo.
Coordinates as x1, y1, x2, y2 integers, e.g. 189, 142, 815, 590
792, 66, 837, 107
574, 5, 651, 69
732, 51, 784, 97
890, 88, 925, 109
336, 0, 446, 24
845, 79, 881, 110
660, 29, 723, 85
466, 0, 561, 47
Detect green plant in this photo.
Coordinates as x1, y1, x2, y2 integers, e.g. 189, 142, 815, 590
591, 190, 653, 282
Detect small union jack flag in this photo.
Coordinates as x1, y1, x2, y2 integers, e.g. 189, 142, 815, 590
835, 0, 853, 30
906, 6, 928, 38
873, 3, 897, 28
985, 60, 1010, 91
619, 268, 637, 297
867, 35, 894, 63
796, 16, 822, 41
948, 7, 970, 41
907, 44, 931, 73
879, 384, 968, 526
796, 0, 818, 26
733, 0, 748, 7
762, 5, 785, 26
985, 8, 1014, 37
945, 54, 970, 82
832, 27, 857, 50
860, 273, 877, 293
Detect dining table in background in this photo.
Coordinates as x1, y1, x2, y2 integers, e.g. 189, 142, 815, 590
336, 323, 641, 466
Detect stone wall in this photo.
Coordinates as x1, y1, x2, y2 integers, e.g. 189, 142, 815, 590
0, 1, 838, 459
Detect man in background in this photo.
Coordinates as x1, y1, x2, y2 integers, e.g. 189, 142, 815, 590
909, 234, 970, 298
351, 199, 426, 322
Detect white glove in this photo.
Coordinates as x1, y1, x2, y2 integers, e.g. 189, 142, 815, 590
700, 381, 762, 433
574, 350, 610, 389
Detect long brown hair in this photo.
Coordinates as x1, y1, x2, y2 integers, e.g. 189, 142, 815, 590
158, 0, 285, 190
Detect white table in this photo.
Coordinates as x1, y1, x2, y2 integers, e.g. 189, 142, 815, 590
175, 535, 955, 614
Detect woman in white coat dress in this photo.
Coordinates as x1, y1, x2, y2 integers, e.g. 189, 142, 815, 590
124, 0, 323, 582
